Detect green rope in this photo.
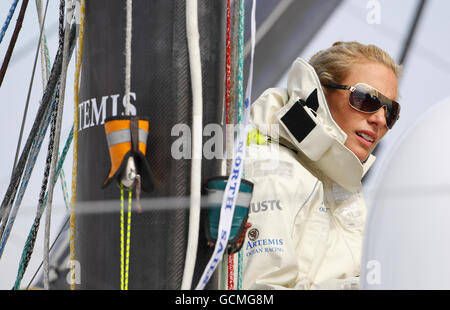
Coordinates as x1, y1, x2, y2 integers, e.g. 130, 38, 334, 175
13, 126, 74, 290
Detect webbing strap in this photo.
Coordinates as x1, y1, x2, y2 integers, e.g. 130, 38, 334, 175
106, 128, 148, 147
130, 116, 139, 152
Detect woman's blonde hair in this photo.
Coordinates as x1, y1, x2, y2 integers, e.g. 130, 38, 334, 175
309, 41, 402, 85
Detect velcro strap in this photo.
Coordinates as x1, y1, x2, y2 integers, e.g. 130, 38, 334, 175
279, 89, 319, 144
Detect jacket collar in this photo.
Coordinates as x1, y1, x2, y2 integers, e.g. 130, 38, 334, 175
250, 58, 375, 190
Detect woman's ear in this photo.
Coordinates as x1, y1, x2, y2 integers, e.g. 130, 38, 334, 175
321, 86, 329, 98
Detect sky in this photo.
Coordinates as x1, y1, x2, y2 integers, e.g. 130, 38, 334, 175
0, 0, 449, 289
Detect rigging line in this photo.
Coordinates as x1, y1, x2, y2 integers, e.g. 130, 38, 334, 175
229, 0, 240, 128
236, 0, 244, 125
225, 0, 231, 126
124, 0, 132, 116
223, 1, 242, 289
43, 0, 74, 290
14, 83, 60, 291
10, 24, 76, 290
0, 0, 19, 44
225, 0, 234, 173
35, 0, 52, 87
14, 120, 74, 290
0, 93, 56, 260
181, 0, 203, 290
119, 185, 132, 290
10, 0, 50, 181
9, 0, 70, 289
36, 1, 67, 215
25, 215, 70, 289
224, 0, 232, 287
224, 0, 233, 290
227, 0, 245, 291
0, 0, 29, 87
120, 184, 124, 290
70, 0, 86, 291
125, 188, 132, 290
235, 0, 246, 290
243, 0, 292, 58
0, 24, 76, 232
35, 0, 72, 214
398, 0, 427, 66
196, 0, 255, 291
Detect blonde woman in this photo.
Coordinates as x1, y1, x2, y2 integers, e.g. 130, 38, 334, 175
241, 42, 402, 289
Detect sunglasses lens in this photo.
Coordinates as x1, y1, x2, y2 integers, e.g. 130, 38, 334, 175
386, 101, 400, 129
350, 85, 400, 129
350, 87, 382, 112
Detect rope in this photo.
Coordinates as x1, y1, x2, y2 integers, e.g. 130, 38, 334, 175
226, 0, 245, 291
197, 0, 255, 291
14, 123, 73, 290
0, 0, 19, 44
120, 184, 133, 290
14, 83, 60, 291
118, 0, 134, 291
0, 0, 29, 87
226, 0, 239, 167
35, 0, 51, 87
235, 0, 246, 290
13, 27, 77, 284
43, 0, 74, 290
225, 0, 231, 126
0, 0, 50, 243
224, 0, 234, 291
0, 24, 76, 243
181, 0, 203, 290
0, 6, 76, 260
0, 94, 56, 260
125, 187, 132, 289
124, 0, 132, 115
236, 0, 245, 125
11, 0, 50, 181
120, 184, 124, 290
70, 0, 86, 291
26, 215, 70, 289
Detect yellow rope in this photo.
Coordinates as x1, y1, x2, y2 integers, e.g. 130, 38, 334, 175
120, 184, 132, 290
69, 0, 85, 290
120, 183, 125, 290
125, 188, 132, 290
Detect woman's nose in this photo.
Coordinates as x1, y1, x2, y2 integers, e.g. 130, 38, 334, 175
367, 107, 387, 128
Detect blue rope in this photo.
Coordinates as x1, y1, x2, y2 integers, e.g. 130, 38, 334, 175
0, 96, 55, 259
13, 123, 73, 287
13, 23, 77, 290
0, 0, 19, 44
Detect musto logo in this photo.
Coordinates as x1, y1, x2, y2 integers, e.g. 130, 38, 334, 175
249, 200, 282, 214
245, 228, 284, 257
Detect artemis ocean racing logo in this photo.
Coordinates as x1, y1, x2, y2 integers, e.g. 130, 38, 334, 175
245, 228, 284, 257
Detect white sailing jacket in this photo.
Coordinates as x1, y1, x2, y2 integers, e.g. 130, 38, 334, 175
241, 58, 375, 290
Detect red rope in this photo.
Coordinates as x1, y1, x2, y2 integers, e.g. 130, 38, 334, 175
225, 0, 232, 125
0, 0, 29, 87
225, 0, 235, 290
228, 253, 235, 290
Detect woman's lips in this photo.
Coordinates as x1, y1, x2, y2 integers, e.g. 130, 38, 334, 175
355, 130, 377, 147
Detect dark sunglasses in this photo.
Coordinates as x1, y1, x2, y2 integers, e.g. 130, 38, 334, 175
322, 83, 400, 129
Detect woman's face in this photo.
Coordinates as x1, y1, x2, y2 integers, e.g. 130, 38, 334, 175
323, 62, 398, 162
